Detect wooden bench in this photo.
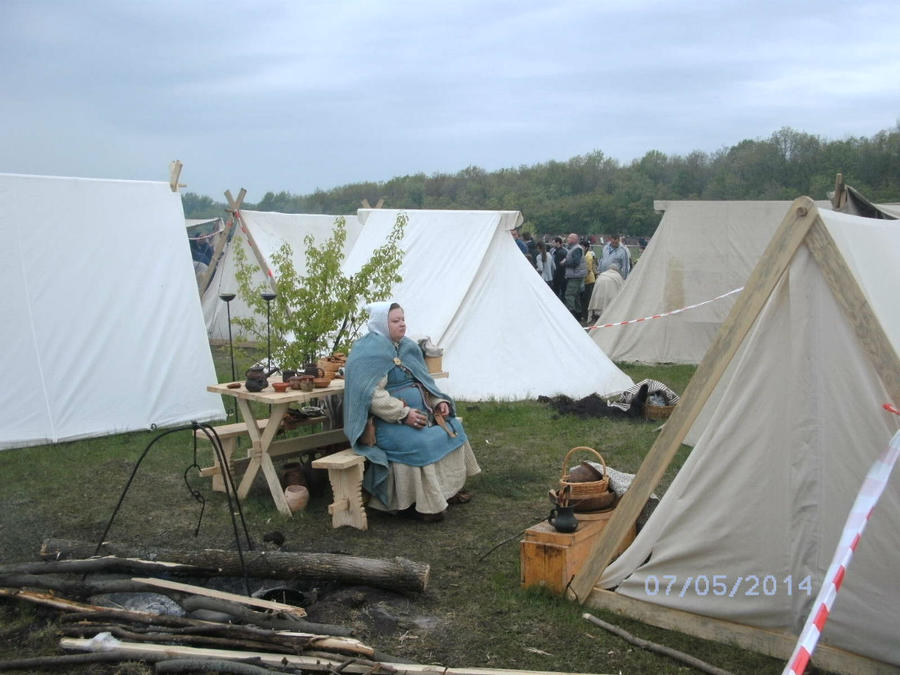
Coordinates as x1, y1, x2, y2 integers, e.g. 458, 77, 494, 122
195, 416, 326, 492
311, 415, 462, 531
312, 448, 367, 531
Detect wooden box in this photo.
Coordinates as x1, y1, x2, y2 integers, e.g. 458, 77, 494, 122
424, 354, 442, 373
520, 510, 635, 594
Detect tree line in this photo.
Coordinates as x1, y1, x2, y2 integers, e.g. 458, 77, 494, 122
182, 124, 900, 237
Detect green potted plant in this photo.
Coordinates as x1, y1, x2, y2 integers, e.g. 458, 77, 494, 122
233, 214, 406, 371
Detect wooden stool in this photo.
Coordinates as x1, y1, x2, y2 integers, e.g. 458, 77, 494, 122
312, 448, 367, 531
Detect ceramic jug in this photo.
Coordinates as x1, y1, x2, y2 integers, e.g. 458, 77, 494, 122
548, 505, 579, 533
245, 365, 278, 392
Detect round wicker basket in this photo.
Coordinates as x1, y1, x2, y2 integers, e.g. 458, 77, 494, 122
559, 446, 610, 504
644, 403, 675, 420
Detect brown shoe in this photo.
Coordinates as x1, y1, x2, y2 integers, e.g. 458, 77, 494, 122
417, 510, 445, 522
447, 490, 472, 505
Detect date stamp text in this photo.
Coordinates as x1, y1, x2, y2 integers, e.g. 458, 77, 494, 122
643, 574, 813, 599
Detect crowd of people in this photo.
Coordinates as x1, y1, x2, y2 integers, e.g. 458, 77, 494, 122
513, 228, 635, 324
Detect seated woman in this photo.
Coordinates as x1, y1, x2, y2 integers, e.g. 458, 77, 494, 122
343, 301, 480, 522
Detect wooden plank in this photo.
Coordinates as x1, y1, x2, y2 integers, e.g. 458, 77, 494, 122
311, 448, 364, 470
61, 637, 612, 674
805, 219, 900, 405
207, 379, 344, 402
194, 418, 273, 440
585, 589, 898, 675
203, 430, 349, 479
568, 197, 822, 602
132, 577, 306, 618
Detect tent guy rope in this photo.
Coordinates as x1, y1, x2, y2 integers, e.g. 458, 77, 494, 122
587, 286, 744, 331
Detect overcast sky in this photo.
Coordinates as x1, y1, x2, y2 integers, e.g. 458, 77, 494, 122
3, 0, 899, 200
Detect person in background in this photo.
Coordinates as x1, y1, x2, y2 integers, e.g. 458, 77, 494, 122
598, 234, 631, 279
580, 238, 597, 322
190, 233, 214, 266
522, 231, 538, 267
343, 302, 480, 523
512, 228, 529, 259
551, 236, 568, 299
535, 241, 555, 286
587, 261, 625, 323
561, 233, 586, 318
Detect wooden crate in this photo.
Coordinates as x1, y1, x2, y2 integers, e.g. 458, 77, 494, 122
520, 510, 635, 594
424, 354, 443, 373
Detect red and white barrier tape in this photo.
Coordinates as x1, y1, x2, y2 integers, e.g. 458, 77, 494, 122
586, 287, 744, 331
783, 410, 900, 675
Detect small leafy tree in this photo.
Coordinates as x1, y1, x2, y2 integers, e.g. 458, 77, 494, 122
233, 214, 406, 367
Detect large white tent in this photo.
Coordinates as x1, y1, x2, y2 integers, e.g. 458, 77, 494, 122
201, 211, 362, 342
342, 208, 634, 401
591, 200, 814, 364
0, 173, 224, 450
576, 200, 900, 672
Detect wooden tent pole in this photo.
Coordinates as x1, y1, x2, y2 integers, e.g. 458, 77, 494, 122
169, 160, 185, 192
805, 219, 900, 403
568, 197, 822, 602
225, 189, 276, 293
196, 217, 229, 297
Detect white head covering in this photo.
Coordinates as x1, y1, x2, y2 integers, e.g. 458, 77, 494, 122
365, 301, 395, 337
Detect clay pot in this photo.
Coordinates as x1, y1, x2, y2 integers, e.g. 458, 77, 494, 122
284, 484, 309, 512
312, 377, 330, 388
281, 462, 306, 488
272, 381, 290, 393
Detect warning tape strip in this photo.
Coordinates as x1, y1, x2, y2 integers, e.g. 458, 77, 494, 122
586, 287, 744, 332
783, 415, 900, 675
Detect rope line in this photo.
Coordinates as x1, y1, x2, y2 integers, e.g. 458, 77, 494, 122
586, 287, 744, 331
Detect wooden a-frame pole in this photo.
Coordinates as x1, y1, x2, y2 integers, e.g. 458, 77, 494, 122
225, 188, 276, 293
805, 219, 900, 404
568, 196, 822, 602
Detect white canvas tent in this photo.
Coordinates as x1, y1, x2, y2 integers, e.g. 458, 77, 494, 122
0, 173, 224, 450
592, 200, 823, 364
186, 216, 226, 293
201, 210, 362, 342
342, 208, 634, 401
572, 199, 900, 672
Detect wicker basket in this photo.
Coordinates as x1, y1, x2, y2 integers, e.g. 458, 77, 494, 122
559, 446, 610, 503
644, 402, 675, 420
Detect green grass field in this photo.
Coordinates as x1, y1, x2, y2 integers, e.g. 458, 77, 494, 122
0, 350, 795, 674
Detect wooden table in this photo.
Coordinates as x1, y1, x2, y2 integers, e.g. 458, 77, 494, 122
207, 380, 348, 516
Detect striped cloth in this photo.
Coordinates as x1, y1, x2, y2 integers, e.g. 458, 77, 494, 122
608, 378, 680, 413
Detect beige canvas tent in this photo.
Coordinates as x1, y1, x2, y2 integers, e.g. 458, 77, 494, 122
570, 199, 900, 673
591, 200, 830, 364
